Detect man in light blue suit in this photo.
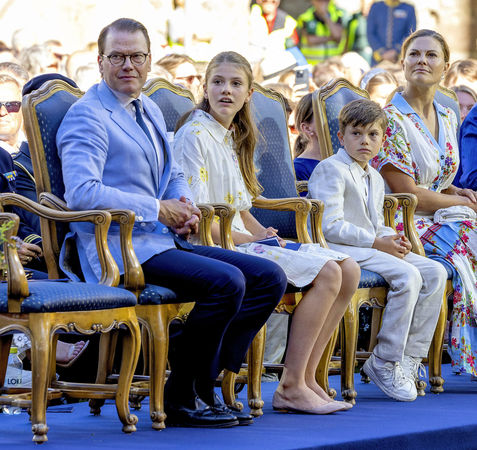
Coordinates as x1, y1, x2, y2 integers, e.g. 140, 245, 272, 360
57, 18, 286, 428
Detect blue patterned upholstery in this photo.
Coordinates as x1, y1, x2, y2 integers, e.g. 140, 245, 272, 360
435, 88, 461, 126
36, 90, 79, 200
34, 88, 81, 245
250, 88, 299, 239
118, 283, 184, 305
0, 281, 137, 313
323, 86, 368, 154
358, 269, 388, 289
144, 81, 194, 132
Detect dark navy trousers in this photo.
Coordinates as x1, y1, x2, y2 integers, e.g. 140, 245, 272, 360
142, 245, 287, 387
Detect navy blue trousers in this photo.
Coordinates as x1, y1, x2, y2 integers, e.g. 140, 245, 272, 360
142, 245, 287, 390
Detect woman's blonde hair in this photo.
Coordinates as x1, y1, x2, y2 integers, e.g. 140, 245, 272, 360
293, 93, 313, 157
177, 51, 262, 198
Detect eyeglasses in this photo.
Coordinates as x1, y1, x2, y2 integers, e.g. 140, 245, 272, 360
176, 75, 202, 84
102, 52, 149, 66
0, 101, 21, 113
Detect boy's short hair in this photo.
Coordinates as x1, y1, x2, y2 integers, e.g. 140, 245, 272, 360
338, 99, 387, 134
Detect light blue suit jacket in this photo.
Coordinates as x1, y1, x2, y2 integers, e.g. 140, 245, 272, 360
57, 80, 193, 282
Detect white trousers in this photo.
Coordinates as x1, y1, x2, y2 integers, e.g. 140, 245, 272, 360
360, 251, 447, 362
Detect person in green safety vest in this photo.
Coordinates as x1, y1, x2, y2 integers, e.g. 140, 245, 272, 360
250, 0, 299, 51
297, 0, 348, 66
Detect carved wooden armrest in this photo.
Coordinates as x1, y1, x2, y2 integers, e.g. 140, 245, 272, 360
387, 193, 425, 256
383, 195, 399, 230
0, 213, 31, 312
252, 196, 312, 243
0, 192, 117, 287
39, 193, 145, 292
206, 203, 235, 250
307, 199, 328, 248
197, 203, 215, 247
296, 180, 308, 194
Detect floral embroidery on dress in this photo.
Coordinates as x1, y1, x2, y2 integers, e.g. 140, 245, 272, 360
199, 167, 208, 182
374, 97, 477, 376
224, 192, 234, 204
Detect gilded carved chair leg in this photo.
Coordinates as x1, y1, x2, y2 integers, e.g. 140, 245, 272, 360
140, 305, 169, 430
428, 286, 449, 394
141, 325, 149, 375
129, 325, 149, 411
247, 325, 266, 417
368, 308, 383, 353
340, 294, 360, 404
115, 312, 140, 434
221, 370, 239, 410
49, 335, 59, 384
29, 317, 52, 443
0, 334, 13, 386
89, 332, 113, 415
316, 326, 338, 399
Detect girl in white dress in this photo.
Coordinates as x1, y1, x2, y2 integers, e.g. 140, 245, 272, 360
175, 51, 361, 414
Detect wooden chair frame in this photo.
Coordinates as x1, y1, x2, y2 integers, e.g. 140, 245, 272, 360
0, 210, 140, 443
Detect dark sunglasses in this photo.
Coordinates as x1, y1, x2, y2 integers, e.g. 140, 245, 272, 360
0, 101, 21, 113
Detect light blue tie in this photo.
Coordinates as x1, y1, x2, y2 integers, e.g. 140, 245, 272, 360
132, 99, 154, 147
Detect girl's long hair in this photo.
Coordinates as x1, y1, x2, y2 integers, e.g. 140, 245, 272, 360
293, 93, 313, 158
176, 51, 262, 198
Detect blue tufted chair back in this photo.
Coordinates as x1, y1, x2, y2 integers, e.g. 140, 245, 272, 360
435, 85, 461, 126
250, 83, 299, 239
314, 78, 369, 159
143, 78, 195, 132
22, 80, 83, 264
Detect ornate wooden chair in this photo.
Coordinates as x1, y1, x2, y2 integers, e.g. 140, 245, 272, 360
143, 78, 195, 132
312, 77, 445, 399
0, 210, 140, 443
19, 79, 201, 431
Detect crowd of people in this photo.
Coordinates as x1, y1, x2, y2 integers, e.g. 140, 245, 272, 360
0, 0, 476, 432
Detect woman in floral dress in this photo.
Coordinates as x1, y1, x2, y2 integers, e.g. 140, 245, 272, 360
372, 29, 477, 376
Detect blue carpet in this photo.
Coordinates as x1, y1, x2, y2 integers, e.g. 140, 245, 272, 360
2, 364, 477, 449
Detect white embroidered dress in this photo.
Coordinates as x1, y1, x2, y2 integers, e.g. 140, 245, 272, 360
174, 110, 347, 288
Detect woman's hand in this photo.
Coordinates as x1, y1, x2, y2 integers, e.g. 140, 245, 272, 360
455, 188, 477, 204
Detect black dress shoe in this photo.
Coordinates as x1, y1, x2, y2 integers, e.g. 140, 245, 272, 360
165, 395, 239, 428
210, 393, 254, 426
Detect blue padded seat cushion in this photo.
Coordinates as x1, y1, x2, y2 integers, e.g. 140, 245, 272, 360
285, 269, 388, 294
118, 283, 183, 306
358, 269, 388, 289
0, 281, 137, 313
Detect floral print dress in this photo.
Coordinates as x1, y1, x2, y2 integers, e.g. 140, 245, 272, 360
372, 92, 477, 375
174, 109, 348, 288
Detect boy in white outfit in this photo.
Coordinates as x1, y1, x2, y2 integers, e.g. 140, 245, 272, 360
308, 99, 447, 401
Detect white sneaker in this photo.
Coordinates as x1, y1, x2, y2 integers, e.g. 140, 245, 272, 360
362, 354, 417, 401
401, 356, 426, 383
